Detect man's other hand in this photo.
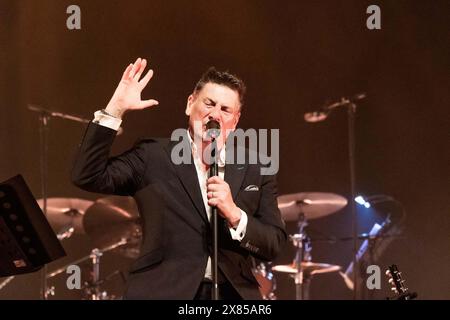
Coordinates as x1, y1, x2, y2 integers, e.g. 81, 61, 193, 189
207, 176, 241, 227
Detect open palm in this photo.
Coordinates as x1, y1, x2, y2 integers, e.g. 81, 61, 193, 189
106, 58, 159, 117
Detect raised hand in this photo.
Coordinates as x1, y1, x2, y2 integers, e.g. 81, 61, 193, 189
105, 58, 159, 118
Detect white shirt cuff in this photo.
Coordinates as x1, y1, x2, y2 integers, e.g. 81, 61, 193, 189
93, 110, 122, 131
229, 210, 248, 241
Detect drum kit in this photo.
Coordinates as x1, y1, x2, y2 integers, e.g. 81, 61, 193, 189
36, 196, 141, 300
34, 191, 347, 300
255, 192, 348, 300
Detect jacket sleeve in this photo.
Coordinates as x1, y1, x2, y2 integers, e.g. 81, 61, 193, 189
71, 122, 148, 196
239, 172, 287, 261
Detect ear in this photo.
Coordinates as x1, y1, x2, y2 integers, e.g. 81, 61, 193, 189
185, 94, 195, 116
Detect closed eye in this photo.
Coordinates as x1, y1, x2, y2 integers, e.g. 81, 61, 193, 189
221, 106, 232, 113
204, 98, 215, 107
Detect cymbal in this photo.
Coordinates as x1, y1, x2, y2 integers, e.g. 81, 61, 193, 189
36, 197, 93, 234
277, 192, 347, 221
83, 196, 142, 258
272, 262, 341, 275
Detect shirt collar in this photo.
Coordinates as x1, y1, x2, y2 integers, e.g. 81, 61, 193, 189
187, 129, 226, 167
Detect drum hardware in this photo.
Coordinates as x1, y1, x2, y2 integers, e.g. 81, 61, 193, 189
37, 195, 141, 299
274, 192, 346, 300
293, 212, 310, 300
273, 214, 342, 300
82, 196, 142, 258
252, 261, 277, 300
46, 238, 130, 299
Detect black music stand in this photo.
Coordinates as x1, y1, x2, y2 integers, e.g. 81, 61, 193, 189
0, 175, 66, 277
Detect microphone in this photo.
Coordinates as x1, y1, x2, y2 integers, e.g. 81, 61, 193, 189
304, 93, 367, 123
206, 120, 220, 176
304, 111, 328, 123
206, 120, 221, 140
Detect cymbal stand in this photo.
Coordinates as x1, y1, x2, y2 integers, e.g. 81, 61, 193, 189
85, 248, 104, 300
85, 239, 130, 300
290, 213, 312, 300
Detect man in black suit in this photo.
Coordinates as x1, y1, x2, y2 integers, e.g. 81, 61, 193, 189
71, 58, 286, 299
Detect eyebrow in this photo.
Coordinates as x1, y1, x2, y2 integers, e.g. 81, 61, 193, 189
204, 97, 232, 111
204, 98, 216, 105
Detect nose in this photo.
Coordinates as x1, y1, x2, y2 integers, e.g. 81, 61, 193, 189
208, 106, 221, 122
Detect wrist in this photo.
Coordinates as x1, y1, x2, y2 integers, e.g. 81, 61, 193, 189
105, 102, 125, 119
228, 206, 242, 228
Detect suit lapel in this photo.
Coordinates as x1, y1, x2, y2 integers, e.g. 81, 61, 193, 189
164, 135, 209, 224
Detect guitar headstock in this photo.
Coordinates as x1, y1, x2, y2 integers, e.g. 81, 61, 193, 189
385, 264, 417, 300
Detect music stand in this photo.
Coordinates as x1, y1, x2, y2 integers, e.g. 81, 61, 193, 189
0, 175, 66, 277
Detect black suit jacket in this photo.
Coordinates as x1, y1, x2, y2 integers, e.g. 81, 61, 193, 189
71, 122, 287, 299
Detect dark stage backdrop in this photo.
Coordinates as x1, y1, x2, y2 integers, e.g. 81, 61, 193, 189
0, 0, 448, 299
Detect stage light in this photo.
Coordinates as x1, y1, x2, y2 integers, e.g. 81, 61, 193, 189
355, 195, 371, 208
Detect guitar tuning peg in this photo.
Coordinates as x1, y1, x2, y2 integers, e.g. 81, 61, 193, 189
391, 287, 398, 293
385, 270, 391, 276
388, 278, 395, 285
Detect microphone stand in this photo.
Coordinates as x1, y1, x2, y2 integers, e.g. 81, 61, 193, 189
305, 94, 364, 299
28, 104, 91, 125
27, 104, 92, 299
38, 109, 50, 300
347, 101, 358, 300
209, 137, 219, 300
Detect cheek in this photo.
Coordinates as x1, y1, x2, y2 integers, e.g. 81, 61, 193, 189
223, 116, 238, 129
191, 108, 207, 120
198, 106, 211, 117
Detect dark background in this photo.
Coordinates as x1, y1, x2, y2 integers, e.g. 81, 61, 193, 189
0, 0, 448, 299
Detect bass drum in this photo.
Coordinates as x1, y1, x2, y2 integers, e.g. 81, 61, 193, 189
252, 262, 277, 300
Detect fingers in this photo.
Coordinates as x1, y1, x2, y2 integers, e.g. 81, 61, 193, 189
139, 68, 154, 88
123, 57, 152, 83
207, 176, 224, 184
133, 58, 147, 81
138, 99, 159, 109
207, 184, 221, 193
207, 180, 229, 195
208, 191, 217, 199
121, 64, 133, 80
208, 198, 218, 207
128, 57, 142, 80
207, 190, 222, 206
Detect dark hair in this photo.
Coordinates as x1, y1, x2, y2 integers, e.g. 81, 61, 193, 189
193, 67, 246, 107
